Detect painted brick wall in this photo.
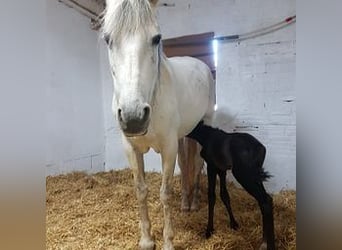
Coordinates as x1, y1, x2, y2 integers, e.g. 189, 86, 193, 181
157, 0, 296, 192
46, 1, 105, 176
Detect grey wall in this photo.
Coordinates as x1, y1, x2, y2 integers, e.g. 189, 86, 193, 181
45, 1, 105, 175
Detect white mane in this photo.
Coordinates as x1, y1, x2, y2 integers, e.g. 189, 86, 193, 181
102, 0, 156, 43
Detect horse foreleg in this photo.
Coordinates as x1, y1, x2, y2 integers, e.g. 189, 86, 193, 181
178, 138, 203, 212
190, 140, 203, 211
160, 139, 178, 250
124, 143, 154, 250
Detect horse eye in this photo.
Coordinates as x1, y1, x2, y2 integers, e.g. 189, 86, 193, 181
152, 34, 162, 45
104, 34, 110, 45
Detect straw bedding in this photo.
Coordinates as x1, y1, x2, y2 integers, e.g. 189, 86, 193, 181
46, 169, 295, 250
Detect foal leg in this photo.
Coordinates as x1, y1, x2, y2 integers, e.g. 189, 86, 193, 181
124, 142, 154, 250
206, 164, 217, 238
233, 172, 275, 250
218, 170, 239, 230
256, 185, 275, 250
160, 139, 178, 250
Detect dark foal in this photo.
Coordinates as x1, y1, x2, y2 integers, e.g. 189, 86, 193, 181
187, 121, 275, 250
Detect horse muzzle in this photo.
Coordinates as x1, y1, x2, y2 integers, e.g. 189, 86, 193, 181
117, 104, 151, 137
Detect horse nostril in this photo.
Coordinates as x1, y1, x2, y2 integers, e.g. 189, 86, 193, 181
117, 108, 123, 122
143, 106, 150, 121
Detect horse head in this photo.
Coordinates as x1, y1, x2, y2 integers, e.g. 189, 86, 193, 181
103, 0, 161, 136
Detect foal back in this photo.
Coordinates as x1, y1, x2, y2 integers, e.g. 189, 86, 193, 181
195, 128, 267, 180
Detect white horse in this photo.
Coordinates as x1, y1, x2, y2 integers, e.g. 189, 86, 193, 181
102, 0, 215, 249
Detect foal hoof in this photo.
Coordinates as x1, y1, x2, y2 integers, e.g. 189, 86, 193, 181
205, 229, 214, 239
230, 220, 239, 231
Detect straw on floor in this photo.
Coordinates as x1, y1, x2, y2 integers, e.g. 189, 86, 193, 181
46, 169, 296, 250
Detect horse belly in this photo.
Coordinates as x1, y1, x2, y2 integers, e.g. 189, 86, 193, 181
177, 89, 209, 137
169, 57, 213, 137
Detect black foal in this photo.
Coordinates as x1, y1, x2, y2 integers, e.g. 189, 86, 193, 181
187, 121, 275, 250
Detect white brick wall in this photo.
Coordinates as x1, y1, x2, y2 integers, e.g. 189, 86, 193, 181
45, 1, 105, 176
158, 0, 296, 192
216, 27, 295, 192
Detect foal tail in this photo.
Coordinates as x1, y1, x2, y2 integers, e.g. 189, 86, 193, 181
258, 169, 272, 182
256, 144, 272, 182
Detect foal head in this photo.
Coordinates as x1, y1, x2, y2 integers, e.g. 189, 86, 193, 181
103, 0, 161, 136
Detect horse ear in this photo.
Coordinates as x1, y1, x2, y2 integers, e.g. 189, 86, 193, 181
149, 0, 159, 6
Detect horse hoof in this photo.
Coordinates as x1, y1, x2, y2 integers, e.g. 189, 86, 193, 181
139, 239, 155, 250
190, 203, 199, 211
181, 198, 190, 212
163, 241, 174, 250
181, 205, 190, 212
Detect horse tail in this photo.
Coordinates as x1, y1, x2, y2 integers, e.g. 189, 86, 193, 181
208, 105, 237, 132
202, 69, 216, 126
256, 144, 271, 182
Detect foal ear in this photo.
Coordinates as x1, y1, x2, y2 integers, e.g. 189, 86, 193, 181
149, 0, 159, 6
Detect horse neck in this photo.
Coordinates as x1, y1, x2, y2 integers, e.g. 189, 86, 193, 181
153, 53, 173, 102
159, 53, 171, 80
148, 53, 175, 126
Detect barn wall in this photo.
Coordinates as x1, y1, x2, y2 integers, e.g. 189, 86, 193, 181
46, 1, 105, 175
101, 0, 296, 191
101, 0, 296, 192
157, 0, 296, 192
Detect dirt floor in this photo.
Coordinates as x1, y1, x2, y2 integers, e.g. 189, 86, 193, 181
46, 169, 296, 250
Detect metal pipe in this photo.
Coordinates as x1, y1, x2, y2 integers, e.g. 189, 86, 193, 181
215, 15, 296, 42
